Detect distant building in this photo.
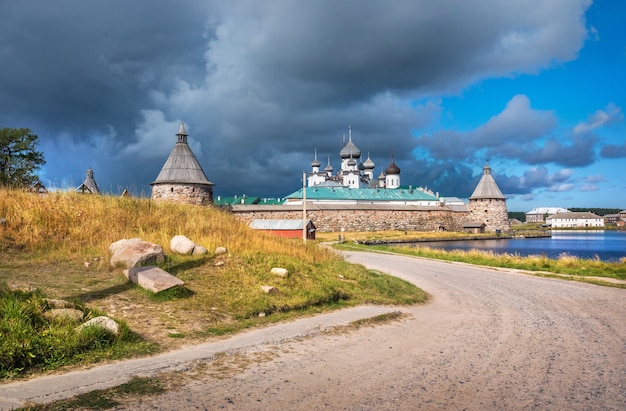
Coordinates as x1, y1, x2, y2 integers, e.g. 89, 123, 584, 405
151, 122, 214, 205
77, 168, 100, 194
605, 211, 626, 226
546, 212, 604, 228
28, 181, 47, 194
526, 207, 569, 223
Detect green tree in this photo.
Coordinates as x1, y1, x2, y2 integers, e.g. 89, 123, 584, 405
0, 128, 46, 188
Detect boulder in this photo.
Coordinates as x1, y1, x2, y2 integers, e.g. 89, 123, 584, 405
170, 235, 196, 255
109, 238, 164, 268
77, 316, 120, 335
170, 235, 209, 256
125, 266, 185, 293
192, 245, 208, 255
271, 267, 289, 278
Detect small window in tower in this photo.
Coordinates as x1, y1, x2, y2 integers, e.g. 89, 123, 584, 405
171, 187, 174, 192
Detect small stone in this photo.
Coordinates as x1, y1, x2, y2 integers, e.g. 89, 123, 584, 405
215, 246, 228, 255
271, 267, 288, 278
261, 285, 280, 295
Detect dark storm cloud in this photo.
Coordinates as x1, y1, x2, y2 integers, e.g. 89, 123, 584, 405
0, 0, 592, 196
0, 1, 210, 135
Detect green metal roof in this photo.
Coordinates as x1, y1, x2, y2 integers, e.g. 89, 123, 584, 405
214, 196, 285, 206
285, 186, 439, 202
214, 196, 261, 206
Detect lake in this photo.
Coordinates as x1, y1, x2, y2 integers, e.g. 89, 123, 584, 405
401, 230, 626, 262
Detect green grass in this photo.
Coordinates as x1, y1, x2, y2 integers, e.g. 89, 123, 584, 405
18, 376, 167, 410
335, 243, 626, 287
0, 283, 158, 379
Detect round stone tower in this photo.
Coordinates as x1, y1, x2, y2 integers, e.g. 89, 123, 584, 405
468, 163, 509, 232
151, 122, 214, 206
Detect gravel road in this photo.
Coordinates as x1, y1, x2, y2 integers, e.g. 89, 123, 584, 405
106, 251, 626, 410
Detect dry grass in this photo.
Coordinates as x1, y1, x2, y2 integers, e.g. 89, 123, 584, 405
0, 189, 329, 264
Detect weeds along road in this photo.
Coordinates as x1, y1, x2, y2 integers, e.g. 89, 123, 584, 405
105, 251, 626, 410
17, 251, 626, 410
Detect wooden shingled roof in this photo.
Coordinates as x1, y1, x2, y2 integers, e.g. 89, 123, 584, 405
77, 168, 101, 194
151, 122, 214, 186
469, 163, 505, 200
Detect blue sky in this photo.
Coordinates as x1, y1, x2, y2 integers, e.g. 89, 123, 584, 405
1, 0, 624, 211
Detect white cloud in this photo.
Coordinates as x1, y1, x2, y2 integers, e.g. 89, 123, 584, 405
573, 103, 623, 135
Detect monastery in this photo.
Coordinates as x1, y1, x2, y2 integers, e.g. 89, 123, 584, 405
151, 124, 510, 233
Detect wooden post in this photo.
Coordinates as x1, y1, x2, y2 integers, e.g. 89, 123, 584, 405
302, 171, 307, 244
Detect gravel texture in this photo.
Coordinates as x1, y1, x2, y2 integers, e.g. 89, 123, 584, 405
109, 251, 626, 410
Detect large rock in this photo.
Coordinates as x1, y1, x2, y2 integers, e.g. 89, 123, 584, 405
125, 266, 185, 293
109, 238, 164, 268
170, 235, 208, 256
170, 235, 196, 255
77, 316, 120, 335
192, 245, 208, 255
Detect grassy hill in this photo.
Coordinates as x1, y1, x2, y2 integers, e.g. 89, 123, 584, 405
0, 188, 425, 378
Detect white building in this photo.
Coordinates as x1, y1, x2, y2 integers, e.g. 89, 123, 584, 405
307, 126, 401, 190
525, 207, 569, 223
546, 212, 605, 228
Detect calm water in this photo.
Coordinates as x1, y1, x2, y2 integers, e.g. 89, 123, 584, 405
403, 230, 626, 262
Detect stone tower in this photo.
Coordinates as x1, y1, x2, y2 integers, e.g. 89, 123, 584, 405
151, 122, 214, 205
468, 163, 509, 232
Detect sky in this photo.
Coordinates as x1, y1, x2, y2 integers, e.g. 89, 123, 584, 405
1, 0, 625, 212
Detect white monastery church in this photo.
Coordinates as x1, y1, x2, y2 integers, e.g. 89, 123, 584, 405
307, 126, 402, 190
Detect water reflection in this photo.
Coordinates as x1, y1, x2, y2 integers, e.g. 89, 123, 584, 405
402, 230, 626, 262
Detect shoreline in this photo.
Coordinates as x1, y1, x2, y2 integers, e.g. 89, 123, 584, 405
356, 232, 551, 245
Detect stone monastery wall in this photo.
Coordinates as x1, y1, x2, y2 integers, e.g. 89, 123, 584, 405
231, 206, 471, 232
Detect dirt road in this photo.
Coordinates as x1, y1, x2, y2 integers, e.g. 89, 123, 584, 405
106, 251, 625, 410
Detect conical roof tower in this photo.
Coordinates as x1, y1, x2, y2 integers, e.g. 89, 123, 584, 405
151, 122, 215, 205
469, 163, 505, 200
468, 162, 509, 232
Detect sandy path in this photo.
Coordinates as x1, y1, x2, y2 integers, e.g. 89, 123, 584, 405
109, 251, 626, 410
